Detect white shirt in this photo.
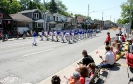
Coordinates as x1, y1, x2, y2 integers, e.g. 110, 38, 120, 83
118, 36, 122, 41
105, 51, 115, 65
85, 77, 93, 84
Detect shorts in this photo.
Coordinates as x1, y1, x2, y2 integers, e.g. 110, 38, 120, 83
106, 42, 110, 46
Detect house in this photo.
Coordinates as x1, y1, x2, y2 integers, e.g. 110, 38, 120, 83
18, 9, 43, 31
10, 13, 33, 34
0, 8, 13, 33
67, 17, 78, 28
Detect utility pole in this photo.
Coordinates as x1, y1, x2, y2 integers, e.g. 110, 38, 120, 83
102, 12, 103, 30
110, 15, 111, 21
88, 4, 89, 17
43, 0, 46, 31
129, 0, 132, 38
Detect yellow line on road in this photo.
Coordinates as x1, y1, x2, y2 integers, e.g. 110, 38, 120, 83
114, 63, 128, 67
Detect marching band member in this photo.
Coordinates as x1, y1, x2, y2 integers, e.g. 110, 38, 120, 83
56, 30, 60, 42
32, 31, 37, 46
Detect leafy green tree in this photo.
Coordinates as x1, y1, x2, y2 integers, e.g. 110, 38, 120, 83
118, 0, 133, 27
49, 0, 58, 13
0, 0, 21, 14
20, 0, 31, 10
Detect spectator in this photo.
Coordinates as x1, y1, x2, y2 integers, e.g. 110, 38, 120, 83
121, 35, 125, 42
78, 66, 92, 84
66, 72, 81, 84
51, 75, 61, 84
110, 46, 116, 62
98, 46, 115, 68
116, 43, 121, 54
78, 50, 94, 66
87, 63, 96, 78
104, 32, 111, 46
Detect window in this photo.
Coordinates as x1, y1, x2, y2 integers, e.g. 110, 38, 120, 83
53, 16, 55, 21
47, 16, 50, 21
56, 17, 58, 21
34, 13, 39, 20
37, 23, 43, 28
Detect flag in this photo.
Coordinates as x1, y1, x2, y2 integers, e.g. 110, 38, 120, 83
96, 51, 99, 54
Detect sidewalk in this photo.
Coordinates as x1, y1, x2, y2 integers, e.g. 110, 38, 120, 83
104, 56, 133, 84
37, 45, 106, 84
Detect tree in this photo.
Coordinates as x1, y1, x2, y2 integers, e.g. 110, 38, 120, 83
33, 0, 41, 3
27, 1, 44, 11
0, 0, 21, 14
118, 0, 133, 27
20, 0, 31, 10
49, 0, 58, 13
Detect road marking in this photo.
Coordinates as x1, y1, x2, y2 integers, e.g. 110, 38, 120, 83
0, 75, 18, 84
114, 63, 128, 67
23, 48, 54, 57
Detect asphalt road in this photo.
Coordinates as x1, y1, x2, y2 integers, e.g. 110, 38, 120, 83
0, 30, 117, 84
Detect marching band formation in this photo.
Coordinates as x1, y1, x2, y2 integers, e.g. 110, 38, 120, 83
32, 29, 97, 46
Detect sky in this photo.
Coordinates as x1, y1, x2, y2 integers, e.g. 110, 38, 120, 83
42, 0, 127, 22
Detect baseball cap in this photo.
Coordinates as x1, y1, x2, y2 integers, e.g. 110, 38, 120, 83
72, 71, 80, 79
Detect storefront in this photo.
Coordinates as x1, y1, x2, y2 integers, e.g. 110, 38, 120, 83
0, 8, 13, 33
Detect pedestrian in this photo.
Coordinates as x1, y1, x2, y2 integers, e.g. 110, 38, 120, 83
104, 32, 111, 46
32, 31, 37, 46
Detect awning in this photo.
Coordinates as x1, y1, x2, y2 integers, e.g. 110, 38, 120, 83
35, 19, 44, 23
48, 21, 56, 24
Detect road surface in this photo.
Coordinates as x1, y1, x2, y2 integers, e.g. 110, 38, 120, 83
0, 30, 117, 84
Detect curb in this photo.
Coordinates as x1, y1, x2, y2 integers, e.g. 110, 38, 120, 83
116, 52, 125, 61
37, 45, 105, 84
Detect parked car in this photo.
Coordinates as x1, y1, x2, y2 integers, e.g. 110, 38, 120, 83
96, 29, 101, 33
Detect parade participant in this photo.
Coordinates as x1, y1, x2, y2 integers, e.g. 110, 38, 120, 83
59, 30, 64, 43
74, 30, 78, 41
71, 30, 75, 42
104, 32, 111, 46
44, 30, 48, 40
62, 30, 66, 42
56, 30, 60, 42
84, 30, 87, 39
65, 30, 71, 44
79, 29, 82, 40
41, 30, 44, 41
32, 31, 37, 46
51, 75, 61, 84
82, 29, 84, 39
50, 30, 54, 41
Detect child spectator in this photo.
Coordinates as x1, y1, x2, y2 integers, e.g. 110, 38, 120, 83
110, 46, 116, 62
116, 43, 121, 54
87, 63, 96, 78
78, 66, 92, 84
51, 75, 61, 84
121, 35, 125, 42
66, 72, 81, 84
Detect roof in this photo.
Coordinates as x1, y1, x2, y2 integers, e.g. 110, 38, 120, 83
77, 16, 84, 23
18, 9, 41, 13
10, 13, 33, 22
35, 19, 44, 23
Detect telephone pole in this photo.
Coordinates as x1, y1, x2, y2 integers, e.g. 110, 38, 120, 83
129, 0, 132, 37
102, 12, 103, 29
88, 4, 89, 17
43, 0, 46, 31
